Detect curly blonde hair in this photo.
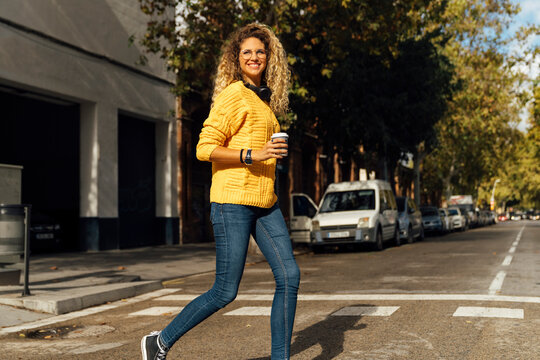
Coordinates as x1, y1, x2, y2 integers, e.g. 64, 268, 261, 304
212, 23, 290, 115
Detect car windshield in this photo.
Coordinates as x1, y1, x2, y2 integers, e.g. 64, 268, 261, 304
421, 208, 438, 216
396, 197, 406, 213
448, 209, 458, 215
319, 190, 375, 213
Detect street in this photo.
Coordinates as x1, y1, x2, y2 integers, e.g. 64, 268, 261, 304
0, 220, 539, 359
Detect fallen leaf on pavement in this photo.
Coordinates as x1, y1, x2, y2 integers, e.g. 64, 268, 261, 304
49, 266, 58, 270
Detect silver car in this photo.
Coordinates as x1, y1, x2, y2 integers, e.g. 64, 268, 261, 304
396, 196, 424, 243
448, 207, 467, 231
439, 208, 454, 233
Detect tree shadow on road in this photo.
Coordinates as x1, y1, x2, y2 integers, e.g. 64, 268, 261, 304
248, 306, 367, 360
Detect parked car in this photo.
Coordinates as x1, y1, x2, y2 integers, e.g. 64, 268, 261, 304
509, 212, 522, 221
308, 180, 399, 251
420, 206, 444, 234
448, 207, 467, 231
396, 196, 424, 243
485, 211, 496, 225
439, 208, 454, 233
497, 213, 508, 222
288, 193, 318, 245
448, 195, 477, 228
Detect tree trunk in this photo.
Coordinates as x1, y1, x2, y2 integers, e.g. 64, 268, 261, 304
333, 150, 340, 183
443, 159, 455, 205
413, 146, 426, 207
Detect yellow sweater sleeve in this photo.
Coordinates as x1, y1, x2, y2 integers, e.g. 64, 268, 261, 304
196, 85, 248, 162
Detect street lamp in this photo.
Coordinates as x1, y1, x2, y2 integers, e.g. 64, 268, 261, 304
490, 179, 501, 211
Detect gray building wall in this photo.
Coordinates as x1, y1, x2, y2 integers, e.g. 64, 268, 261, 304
0, 0, 178, 250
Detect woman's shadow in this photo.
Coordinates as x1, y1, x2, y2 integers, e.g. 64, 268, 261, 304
249, 306, 368, 360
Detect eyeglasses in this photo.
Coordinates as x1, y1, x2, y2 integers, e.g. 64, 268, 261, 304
240, 49, 267, 60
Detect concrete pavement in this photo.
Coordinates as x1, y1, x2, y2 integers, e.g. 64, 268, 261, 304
0, 243, 272, 322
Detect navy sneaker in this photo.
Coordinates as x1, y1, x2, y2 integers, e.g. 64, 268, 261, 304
141, 331, 169, 360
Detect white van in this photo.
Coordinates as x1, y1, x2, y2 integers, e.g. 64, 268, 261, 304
290, 180, 399, 251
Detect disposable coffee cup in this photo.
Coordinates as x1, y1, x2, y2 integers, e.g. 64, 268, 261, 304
271, 132, 289, 157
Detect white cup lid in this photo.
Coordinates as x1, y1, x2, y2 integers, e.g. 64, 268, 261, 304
271, 132, 289, 138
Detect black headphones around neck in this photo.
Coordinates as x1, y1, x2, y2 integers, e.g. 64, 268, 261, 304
243, 82, 272, 102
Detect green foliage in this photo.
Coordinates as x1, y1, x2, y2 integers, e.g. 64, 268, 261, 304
135, 0, 538, 206
489, 79, 540, 209
421, 0, 538, 205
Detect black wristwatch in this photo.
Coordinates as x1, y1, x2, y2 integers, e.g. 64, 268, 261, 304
244, 149, 253, 165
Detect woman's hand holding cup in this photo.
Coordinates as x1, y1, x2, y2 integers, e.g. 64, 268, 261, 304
252, 133, 289, 161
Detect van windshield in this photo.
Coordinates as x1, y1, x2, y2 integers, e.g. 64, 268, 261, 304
320, 190, 375, 213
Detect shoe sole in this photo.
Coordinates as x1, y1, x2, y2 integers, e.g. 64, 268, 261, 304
141, 335, 149, 360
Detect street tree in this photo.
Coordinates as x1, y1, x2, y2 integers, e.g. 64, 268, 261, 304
421, 0, 536, 206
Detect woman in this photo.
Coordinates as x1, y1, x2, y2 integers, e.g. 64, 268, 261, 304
141, 23, 300, 360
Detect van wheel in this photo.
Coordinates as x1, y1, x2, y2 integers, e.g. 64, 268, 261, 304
407, 226, 414, 244
311, 245, 323, 254
394, 226, 401, 246
374, 229, 384, 251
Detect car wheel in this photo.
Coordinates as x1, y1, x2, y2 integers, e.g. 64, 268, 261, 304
394, 226, 401, 247
417, 226, 425, 241
374, 229, 384, 251
407, 226, 414, 244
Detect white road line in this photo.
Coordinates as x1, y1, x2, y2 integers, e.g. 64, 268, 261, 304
501, 255, 513, 266
155, 293, 540, 304
224, 307, 271, 316
128, 306, 183, 316
453, 306, 524, 319
0, 288, 178, 335
332, 306, 400, 317
488, 271, 507, 295
486, 225, 525, 295
158, 294, 198, 301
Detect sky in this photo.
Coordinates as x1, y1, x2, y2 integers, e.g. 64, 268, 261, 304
511, 0, 540, 38
509, 0, 539, 132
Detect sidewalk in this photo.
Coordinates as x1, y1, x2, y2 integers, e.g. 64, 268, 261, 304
0, 243, 270, 319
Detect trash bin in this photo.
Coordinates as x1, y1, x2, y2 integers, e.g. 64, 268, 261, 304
0, 204, 31, 293
0, 204, 26, 256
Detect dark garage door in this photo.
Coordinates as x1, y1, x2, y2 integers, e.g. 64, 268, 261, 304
118, 114, 156, 248
0, 88, 80, 252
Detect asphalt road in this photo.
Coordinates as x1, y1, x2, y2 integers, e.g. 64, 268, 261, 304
0, 220, 538, 359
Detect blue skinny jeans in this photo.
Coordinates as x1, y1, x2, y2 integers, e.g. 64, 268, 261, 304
160, 202, 301, 359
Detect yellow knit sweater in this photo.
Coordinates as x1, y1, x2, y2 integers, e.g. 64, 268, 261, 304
196, 81, 281, 208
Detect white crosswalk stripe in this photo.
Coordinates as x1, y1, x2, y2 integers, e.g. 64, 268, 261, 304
128, 306, 183, 316
332, 306, 400, 317
453, 306, 524, 319
224, 307, 271, 316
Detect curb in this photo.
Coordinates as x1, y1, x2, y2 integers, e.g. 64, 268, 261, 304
0, 280, 162, 315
